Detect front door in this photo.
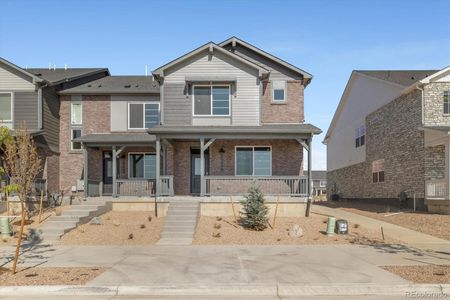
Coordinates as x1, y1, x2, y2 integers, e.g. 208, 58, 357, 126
103, 151, 113, 194
190, 149, 209, 195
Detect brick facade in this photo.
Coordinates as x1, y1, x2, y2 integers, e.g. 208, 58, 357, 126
425, 145, 446, 180
423, 82, 450, 126
262, 81, 304, 123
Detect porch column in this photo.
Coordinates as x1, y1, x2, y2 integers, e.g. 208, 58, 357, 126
200, 138, 205, 196
83, 144, 88, 199
306, 137, 312, 217
156, 138, 161, 196
447, 139, 450, 198
112, 146, 117, 198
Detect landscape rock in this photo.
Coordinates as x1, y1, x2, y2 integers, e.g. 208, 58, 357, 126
288, 224, 303, 238
89, 217, 102, 225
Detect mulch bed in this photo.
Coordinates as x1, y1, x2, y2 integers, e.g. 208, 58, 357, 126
382, 265, 450, 284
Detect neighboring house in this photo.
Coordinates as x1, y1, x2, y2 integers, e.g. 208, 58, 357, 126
0, 57, 109, 193
311, 170, 326, 197
324, 67, 450, 214
59, 37, 321, 201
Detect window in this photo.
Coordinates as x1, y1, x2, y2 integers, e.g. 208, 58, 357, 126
0, 93, 12, 122
71, 129, 82, 150
235, 146, 272, 176
128, 153, 156, 179
128, 103, 160, 129
372, 159, 385, 183
272, 81, 286, 102
193, 85, 230, 116
444, 91, 450, 115
355, 126, 366, 148
320, 180, 326, 187
71, 102, 82, 125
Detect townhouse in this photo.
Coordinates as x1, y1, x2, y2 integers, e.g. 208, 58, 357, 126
324, 67, 450, 214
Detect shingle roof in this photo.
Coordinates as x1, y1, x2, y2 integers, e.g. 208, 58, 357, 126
356, 70, 438, 87
74, 133, 156, 144
311, 170, 326, 180
59, 76, 160, 94
27, 68, 109, 85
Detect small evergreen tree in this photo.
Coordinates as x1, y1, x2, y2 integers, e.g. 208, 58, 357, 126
240, 184, 269, 231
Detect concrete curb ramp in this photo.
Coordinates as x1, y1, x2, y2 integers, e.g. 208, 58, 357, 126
0, 284, 448, 297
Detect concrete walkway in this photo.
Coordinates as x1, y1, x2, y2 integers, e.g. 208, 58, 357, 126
313, 205, 450, 252
157, 201, 199, 245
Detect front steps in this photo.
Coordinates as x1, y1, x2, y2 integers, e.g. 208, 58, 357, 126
157, 201, 199, 245
38, 199, 112, 242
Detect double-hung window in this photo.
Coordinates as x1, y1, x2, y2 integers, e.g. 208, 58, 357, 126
128, 102, 160, 129
193, 85, 230, 116
235, 146, 272, 176
0, 93, 12, 123
355, 125, 366, 148
444, 91, 450, 115
272, 81, 286, 102
70, 101, 82, 151
372, 159, 385, 183
128, 153, 156, 179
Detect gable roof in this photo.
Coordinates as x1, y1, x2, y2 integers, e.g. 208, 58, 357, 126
0, 57, 45, 84
323, 69, 440, 144
311, 170, 326, 180
152, 42, 269, 78
219, 36, 313, 82
27, 68, 109, 85
59, 76, 160, 94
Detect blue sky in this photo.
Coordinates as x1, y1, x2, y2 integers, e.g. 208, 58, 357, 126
1, 0, 449, 170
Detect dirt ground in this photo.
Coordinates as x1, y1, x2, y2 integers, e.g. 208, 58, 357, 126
318, 202, 450, 240
193, 213, 401, 245
59, 211, 164, 245
382, 265, 450, 284
0, 267, 105, 285
1, 206, 68, 246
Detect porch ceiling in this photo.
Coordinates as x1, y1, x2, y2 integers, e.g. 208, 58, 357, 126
148, 124, 322, 140
75, 133, 155, 146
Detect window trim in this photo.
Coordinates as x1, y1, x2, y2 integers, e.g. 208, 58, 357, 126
444, 91, 450, 115
319, 180, 326, 187
70, 127, 83, 151
192, 84, 231, 117
272, 80, 287, 103
0, 92, 13, 123
355, 125, 366, 148
127, 102, 160, 130
127, 152, 156, 179
234, 146, 272, 176
372, 159, 385, 183
71, 101, 83, 125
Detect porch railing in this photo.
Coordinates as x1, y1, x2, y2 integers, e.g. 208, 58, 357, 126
117, 179, 155, 197
426, 180, 449, 199
87, 179, 102, 197
159, 175, 174, 196
204, 175, 308, 196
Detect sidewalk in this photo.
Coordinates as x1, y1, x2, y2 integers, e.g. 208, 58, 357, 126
313, 205, 450, 252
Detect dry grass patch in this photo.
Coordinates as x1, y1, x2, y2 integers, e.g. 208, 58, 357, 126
193, 213, 400, 245
382, 265, 450, 284
0, 267, 105, 285
59, 211, 164, 245
319, 202, 450, 240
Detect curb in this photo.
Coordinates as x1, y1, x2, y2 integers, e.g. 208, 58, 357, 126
0, 284, 448, 297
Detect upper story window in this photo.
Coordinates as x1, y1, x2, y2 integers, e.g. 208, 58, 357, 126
372, 159, 385, 183
444, 91, 450, 115
319, 180, 326, 187
193, 85, 230, 116
128, 102, 160, 129
71, 102, 82, 125
235, 146, 272, 176
0, 93, 12, 122
355, 125, 366, 148
272, 81, 286, 102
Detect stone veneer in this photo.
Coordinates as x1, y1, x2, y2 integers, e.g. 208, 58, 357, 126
262, 81, 304, 123
425, 145, 446, 180
423, 82, 450, 126
327, 89, 426, 207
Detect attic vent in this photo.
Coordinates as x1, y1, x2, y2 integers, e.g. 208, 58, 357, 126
88, 84, 92, 87
98, 84, 102, 87
135, 85, 139, 87
411, 76, 415, 80
124, 84, 131, 88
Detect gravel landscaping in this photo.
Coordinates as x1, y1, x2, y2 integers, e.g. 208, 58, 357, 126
193, 213, 401, 245
382, 265, 450, 284
0, 267, 105, 285
318, 202, 450, 240
58, 211, 164, 245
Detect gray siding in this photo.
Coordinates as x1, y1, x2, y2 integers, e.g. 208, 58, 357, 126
42, 87, 60, 151
163, 83, 192, 125
14, 92, 39, 129
110, 94, 160, 131
0, 65, 35, 91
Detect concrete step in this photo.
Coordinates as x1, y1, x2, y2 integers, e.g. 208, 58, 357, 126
47, 220, 78, 228
163, 223, 197, 229
168, 208, 198, 214
160, 232, 194, 238
50, 215, 80, 221
162, 227, 195, 233
68, 205, 103, 211
61, 210, 91, 217
163, 220, 197, 226
156, 238, 193, 245
167, 211, 198, 217
165, 215, 198, 222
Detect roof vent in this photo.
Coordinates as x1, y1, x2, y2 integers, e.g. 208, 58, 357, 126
88, 84, 92, 87
124, 84, 131, 88
135, 85, 139, 88
98, 84, 102, 87
34, 73, 42, 76
411, 76, 415, 80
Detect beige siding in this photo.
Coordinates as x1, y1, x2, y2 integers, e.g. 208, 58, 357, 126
0, 66, 35, 91
192, 116, 231, 126
164, 50, 260, 126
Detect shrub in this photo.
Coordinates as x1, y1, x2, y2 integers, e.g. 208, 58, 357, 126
240, 184, 269, 231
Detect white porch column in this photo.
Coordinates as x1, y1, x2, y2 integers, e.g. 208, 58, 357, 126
200, 138, 205, 196
306, 137, 312, 217
83, 144, 88, 199
112, 146, 117, 198
156, 138, 161, 197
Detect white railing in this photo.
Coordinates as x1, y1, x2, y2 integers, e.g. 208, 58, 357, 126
426, 180, 448, 199
159, 175, 174, 196
115, 176, 174, 197
205, 175, 308, 196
